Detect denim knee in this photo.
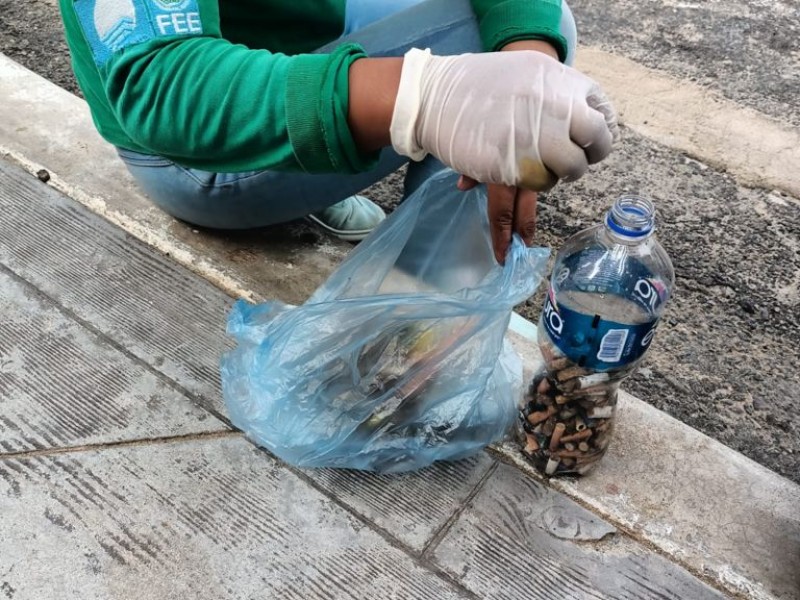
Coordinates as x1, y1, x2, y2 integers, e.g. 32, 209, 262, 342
560, 1, 578, 66
343, 0, 428, 36
344, 0, 578, 65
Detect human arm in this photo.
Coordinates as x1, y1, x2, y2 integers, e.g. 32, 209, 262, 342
347, 39, 616, 263
60, 0, 377, 173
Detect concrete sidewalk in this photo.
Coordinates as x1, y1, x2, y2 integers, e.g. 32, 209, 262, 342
1, 53, 799, 600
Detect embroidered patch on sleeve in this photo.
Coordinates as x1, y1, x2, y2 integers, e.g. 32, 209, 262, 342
74, 0, 204, 67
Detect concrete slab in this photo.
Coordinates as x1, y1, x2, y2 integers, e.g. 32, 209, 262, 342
1, 435, 735, 600
506, 329, 800, 600
0, 268, 228, 453
0, 437, 470, 599
0, 53, 349, 306
556, 395, 800, 600
430, 462, 726, 599
0, 158, 234, 415
304, 454, 495, 553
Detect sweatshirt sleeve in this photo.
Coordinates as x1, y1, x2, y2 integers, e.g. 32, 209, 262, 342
468, 0, 568, 61
71, 0, 376, 173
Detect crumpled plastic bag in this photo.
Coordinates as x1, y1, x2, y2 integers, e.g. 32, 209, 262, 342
221, 169, 549, 473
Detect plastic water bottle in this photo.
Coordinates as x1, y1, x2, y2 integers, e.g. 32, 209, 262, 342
520, 195, 675, 476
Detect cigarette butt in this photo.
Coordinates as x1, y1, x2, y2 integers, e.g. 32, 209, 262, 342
549, 423, 566, 451
554, 450, 585, 459
524, 433, 540, 454
588, 406, 614, 419
577, 373, 610, 389
578, 442, 590, 452
555, 395, 571, 405
564, 387, 610, 402
563, 442, 576, 452
560, 429, 593, 443
550, 357, 571, 371
537, 378, 551, 394
561, 458, 576, 469
545, 457, 561, 475
542, 417, 556, 437
526, 405, 557, 425
556, 365, 591, 382
575, 417, 587, 432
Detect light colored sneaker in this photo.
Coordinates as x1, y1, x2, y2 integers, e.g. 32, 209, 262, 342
307, 195, 386, 242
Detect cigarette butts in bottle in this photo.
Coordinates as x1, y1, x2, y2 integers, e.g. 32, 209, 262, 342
518, 195, 675, 477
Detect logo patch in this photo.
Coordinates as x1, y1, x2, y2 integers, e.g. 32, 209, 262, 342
75, 0, 202, 67
93, 0, 136, 52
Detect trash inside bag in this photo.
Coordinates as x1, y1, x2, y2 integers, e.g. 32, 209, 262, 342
221, 170, 550, 473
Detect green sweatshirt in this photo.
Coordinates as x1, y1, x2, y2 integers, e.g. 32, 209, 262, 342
59, 0, 566, 173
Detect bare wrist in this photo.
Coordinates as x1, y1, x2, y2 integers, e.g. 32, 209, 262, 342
500, 40, 559, 61
347, 57, 404, 153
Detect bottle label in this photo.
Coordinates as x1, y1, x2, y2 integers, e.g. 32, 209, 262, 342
542, 289, 659, 372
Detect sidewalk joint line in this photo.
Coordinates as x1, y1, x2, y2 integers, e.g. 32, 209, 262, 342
0, 430, 242, 462
286, 463, 482, 600
0, 259, 234, 429
0, 145, 258, 304
420, 460, 498, 560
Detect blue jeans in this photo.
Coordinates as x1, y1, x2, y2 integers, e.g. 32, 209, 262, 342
118, 0, 577, 229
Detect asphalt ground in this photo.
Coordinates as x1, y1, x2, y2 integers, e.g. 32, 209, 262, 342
1, 0, 798, 483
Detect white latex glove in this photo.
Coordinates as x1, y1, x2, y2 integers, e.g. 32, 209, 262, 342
391, 48, 619, 191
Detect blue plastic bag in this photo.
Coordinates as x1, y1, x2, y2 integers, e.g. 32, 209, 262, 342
221, 170, 550, 473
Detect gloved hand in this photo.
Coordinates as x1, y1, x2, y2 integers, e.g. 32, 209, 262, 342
391, 48, 618, 191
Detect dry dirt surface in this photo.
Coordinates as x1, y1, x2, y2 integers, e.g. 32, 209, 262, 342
1, 0, 798, 483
